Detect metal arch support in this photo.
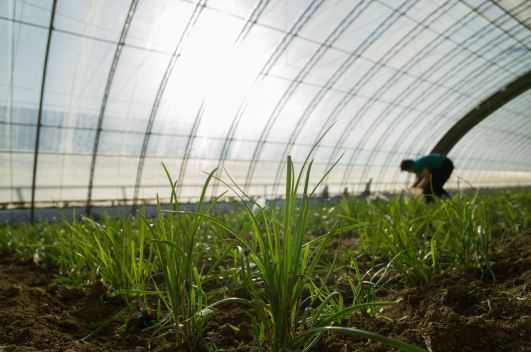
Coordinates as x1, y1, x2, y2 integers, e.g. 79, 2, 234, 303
330, 0, 518, 187
175, 101, 205, 199
419, 58, 529, 155
380, 53, 531, 189
369, 3, 531, 188
210, 0, 323, 196
132, 0, 207, 212
369, 56, 528, 190
416, 50, 531, 160
329, 1, 457, 187
242, 0, 325, 191
401, 1, 531, 157
201, 0, 270, 198
234, 0, 270, 44
270, 0, 417, 195
322, 0, 439, 171
431, 68, 531, 155
242, 0, 369, 191
30, 0, 58, 223
86, 0, 139, 214
488, 0, 531, 36
371, 37, 531, 188
351, 1, 525, 188
344, 6, 531, 190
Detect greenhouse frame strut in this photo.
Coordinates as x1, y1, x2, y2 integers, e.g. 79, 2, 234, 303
30, 0, 58, 223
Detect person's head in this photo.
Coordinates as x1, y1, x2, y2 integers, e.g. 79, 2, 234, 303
400, 159, 415, 173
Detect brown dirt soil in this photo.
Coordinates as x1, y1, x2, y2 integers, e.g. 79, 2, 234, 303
318, 231, 531, 352
0, 255, 153, 352
1, 231, 531, 351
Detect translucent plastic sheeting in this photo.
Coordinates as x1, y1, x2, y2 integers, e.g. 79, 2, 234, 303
449, 89, 531, 189
1, 0, 531, 210
0, 0, 53, 26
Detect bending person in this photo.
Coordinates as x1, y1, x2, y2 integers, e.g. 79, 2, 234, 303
400, 154, 454, 203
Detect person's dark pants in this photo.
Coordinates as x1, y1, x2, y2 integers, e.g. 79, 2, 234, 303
423, 159, 454, 203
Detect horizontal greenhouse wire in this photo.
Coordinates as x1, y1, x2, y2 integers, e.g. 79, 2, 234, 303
416, 62, 528, 153
265, 72, 465, 111
453, 131, 531, 164
0, 150, 418, 168
327, 0, 477, 159
476, 123, 531, 142
401, 2, 531, 71
2, 181, 397, 196
4, 176, 531, 210
0, 15, 170, 56
8, 0, 128, 37
0, 130, 419, 157
458, 148, 531, 175
1, 180, 406, 198
2, 0, 524, 87
391, 102, 531, 187
2, 59, 489, 130
4, 3, 516, 136
455, 152, 531, 186
378, 3, 531, 126
2, 2, 478, 89
455, 153, 531, 168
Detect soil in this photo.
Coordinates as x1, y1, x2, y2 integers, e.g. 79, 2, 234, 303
1, 231, 530, 351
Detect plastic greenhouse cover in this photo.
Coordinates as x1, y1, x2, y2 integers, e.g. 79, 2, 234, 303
0, 0, 531, 212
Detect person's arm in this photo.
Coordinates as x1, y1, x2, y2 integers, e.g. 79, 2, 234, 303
412, 168, 431, 189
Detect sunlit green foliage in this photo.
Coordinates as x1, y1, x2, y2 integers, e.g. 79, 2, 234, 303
4, 167, 531, 351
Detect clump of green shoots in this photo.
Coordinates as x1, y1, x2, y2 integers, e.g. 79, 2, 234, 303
343, 191, 497, 283
346, 196, 437, 283
435, 192, 493, 273
64, 215, 154, 297
149, 164, 242, 350
219, 155, 427, 352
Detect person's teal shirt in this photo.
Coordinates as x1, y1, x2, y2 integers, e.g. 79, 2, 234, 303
414, 154, 447, 175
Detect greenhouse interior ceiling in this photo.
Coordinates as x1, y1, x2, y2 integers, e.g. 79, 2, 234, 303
1, 0, 531, 214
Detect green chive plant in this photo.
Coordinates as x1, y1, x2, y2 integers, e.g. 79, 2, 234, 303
64, 215, 154, 297
149, 164, 243, 350
435, 193, 493, 273
217, 155, 427, 352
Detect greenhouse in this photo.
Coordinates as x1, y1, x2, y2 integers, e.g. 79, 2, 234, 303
1, 0, 531, 351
